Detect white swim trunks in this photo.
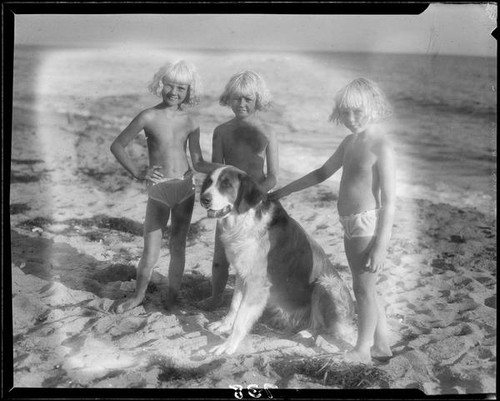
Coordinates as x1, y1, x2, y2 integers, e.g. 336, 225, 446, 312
339, 209, 380, 240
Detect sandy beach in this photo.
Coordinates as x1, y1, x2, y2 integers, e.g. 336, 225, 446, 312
8, 47, 496, 396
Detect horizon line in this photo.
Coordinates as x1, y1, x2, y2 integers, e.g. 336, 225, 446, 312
13, 42, 496, 59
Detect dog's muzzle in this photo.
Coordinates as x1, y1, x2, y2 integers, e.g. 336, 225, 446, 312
206, 205, 233, 218
200, 192, 233, 218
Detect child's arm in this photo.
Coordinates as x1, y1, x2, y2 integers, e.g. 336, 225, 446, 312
189, 125, 225, 174
268, 137, 346, 200
261, 128, 279, 192
366, 139, 396, 272
211, 128, 224, 164
111, 111, 159, 181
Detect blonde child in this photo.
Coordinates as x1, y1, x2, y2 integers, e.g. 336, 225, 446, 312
110, 60, 219, 313
269, 77, 395, 363
198, 70, 279, 310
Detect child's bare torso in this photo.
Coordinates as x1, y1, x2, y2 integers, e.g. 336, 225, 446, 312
338, 133, 381, 216
143, 108, 194, 178
218, 120, 269, 183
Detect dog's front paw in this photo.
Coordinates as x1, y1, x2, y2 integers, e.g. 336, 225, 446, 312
210, 339, 239, 356
208, 319, 232, 334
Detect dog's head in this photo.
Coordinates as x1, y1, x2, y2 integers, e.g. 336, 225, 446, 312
200, 167, 264, 218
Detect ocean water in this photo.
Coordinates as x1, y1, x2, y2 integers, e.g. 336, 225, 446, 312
11, 45, 497, 214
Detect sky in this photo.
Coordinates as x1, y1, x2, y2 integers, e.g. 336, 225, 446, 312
14, 4, 497, 57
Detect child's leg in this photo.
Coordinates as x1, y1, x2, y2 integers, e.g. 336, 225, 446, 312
198, 223, 230, 310
344, 236, 389, 363
164, 193, 195, 307
371, 294, 392, 358
114, 199, 170, 313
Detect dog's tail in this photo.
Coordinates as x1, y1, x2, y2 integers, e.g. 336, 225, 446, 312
310, 272, 355, 339
265, 303, 312, 332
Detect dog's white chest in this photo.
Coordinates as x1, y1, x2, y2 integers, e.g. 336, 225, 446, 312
220, 213, 271, 279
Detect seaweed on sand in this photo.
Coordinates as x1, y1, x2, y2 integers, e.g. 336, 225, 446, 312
67, 215, 144, 236
17, 214, 143, 237
272, 355, 391, 389
150, 355, 224, 383
11, 202, 32, 215
10, 173, 44, 183
18, 216, 54, 229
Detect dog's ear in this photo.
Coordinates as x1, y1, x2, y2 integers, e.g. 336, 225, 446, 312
235, 174, 264, 213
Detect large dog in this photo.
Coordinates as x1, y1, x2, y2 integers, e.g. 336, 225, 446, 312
200, 166, 355, 355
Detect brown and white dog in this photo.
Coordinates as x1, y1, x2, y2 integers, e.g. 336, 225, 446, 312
200, 166, 355, 355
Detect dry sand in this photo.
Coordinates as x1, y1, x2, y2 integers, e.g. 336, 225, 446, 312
8, 99, 496, 396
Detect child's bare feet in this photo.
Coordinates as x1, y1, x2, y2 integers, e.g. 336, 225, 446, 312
370, 345, 393, 361
164, 289, 179, 309
112, 295, 143, 313
196, 295, 224, 311
343, 349, 372, 365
